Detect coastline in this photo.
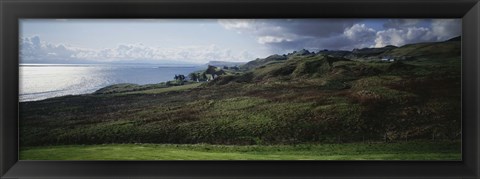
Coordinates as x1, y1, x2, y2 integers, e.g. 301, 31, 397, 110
20, 64, 206, 102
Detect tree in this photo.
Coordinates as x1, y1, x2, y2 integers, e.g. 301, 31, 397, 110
178, 75, 186, 81
188, 73, 198, 82
174, 75, 179, 80
230, 66, 239, 71
206, 65, 218, 79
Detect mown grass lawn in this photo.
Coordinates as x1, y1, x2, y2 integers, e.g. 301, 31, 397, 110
20, 141, 461, 160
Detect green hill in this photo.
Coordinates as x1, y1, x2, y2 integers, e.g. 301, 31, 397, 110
19, 39, 461, 147
241, 54, 288, 70
381, 41, 460, 59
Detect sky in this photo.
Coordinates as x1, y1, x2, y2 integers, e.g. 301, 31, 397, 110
20, 19, 461, 64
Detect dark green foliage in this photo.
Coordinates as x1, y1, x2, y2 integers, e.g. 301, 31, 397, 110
204, 65, 226, 79
387, 61, 416, 73
319, 80, 351, 90
174, 74, 186, 81
293, 57, 329, 77
188, 73, 199, 82
207, 72, 255, 86
271, 63, 297, 76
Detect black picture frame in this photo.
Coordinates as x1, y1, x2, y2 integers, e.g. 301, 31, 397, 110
1, 0, 479, 178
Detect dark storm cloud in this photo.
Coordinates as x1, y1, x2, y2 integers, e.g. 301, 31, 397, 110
219, 19, 462, 54
258, 20, 376, 52
382, 19, 425, 29
219, 19, 367, 53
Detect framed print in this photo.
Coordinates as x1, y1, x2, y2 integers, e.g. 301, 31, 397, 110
1, 0, 479, 178
16, 18, 463, 161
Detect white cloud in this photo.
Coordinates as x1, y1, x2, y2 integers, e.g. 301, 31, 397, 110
257, 35, 293, 44
341, 24, 377, 49
20, 36, 79, 62
344, 24, 376, 41
20, 36, 255, 64
374, 27, 435, 47
374, 19, 461, 48
217, 19, 255, 32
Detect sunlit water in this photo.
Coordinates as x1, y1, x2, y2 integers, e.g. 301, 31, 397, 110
20, 64, 203, 102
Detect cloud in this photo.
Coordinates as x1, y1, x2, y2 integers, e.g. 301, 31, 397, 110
383, 19, 424, 29
344, 24, 376, 41
374, 19, 460, 47
431, 19, 461, 40
342, 24, 377, 49
374, 27, 434, 47
257, 35, 294, 44
217, 19, 255, 31
20, 36, 255, 64
253, 22, 377, 51
22, 19, 461, 64
218, 19, 461, 52
218, 19, 361, 52
20, 36, 80, 62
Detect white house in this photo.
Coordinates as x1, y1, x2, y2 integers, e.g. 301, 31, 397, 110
381, 56, 395, 62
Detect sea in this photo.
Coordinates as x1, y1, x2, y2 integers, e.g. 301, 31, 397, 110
19, 63, 204, 102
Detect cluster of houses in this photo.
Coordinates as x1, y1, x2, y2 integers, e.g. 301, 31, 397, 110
380, 56, 415, 62
381, 56, 396, 62
175, 65, 234, 83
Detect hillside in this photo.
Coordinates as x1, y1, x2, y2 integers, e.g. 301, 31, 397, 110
242, 37, 460, 70
381, 41, 460, 59
19, 39, 461, 147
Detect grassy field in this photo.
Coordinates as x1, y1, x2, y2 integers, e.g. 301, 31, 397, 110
19, 40, 461, 161
20, 141, 461, 160
19, 55, 461, 147
123, 83, 203, 95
